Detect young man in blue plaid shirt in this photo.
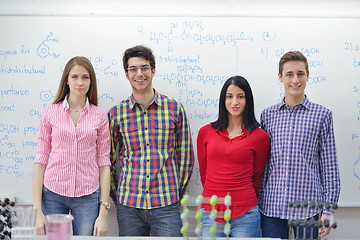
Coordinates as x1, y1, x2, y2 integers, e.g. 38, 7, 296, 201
259, 51, 340, 239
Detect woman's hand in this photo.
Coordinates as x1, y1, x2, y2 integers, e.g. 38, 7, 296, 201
35, 210, 46, 235
93, 214, 108, 236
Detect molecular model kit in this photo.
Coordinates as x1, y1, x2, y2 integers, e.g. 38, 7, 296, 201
0, 198, 16, 239
180, 195, 338, 240
287, 200, 338, 240
180, 194, 232, 240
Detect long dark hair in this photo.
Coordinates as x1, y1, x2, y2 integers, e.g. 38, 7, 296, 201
212, 76, 259, 131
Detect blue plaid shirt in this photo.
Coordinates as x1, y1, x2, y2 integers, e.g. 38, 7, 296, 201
259, 97, 340, 219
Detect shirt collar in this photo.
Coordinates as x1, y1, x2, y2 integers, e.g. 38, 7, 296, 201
129, 89, 160, 109
62, 94, 90, 111
278, 95, 310, 110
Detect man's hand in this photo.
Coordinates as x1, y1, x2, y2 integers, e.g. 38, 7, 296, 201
319, 214, 332, 238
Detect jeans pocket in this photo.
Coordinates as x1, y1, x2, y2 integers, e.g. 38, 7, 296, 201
86, 188, 100, 202
243, 205, 259, 216
161, 202, 180, 211
42, 185, 50, 192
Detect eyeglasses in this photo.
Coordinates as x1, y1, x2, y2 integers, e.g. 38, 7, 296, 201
127, 65, 152, 75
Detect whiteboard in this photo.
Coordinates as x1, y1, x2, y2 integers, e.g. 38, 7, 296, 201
0, 16, 359, 206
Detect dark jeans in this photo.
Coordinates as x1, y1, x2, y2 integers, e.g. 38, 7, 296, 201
261, 213, 319, 240
116, 202, 182, 236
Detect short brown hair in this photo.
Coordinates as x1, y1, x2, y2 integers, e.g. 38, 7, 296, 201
123, 45, 156, 71
53, 56, 98, 106
279, 51, 309, 76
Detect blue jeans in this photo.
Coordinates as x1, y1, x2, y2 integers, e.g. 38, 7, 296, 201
42, 186, 100, 236
201, 205, 260, 238
261, 213, 319, 240
116, 202, 182, 236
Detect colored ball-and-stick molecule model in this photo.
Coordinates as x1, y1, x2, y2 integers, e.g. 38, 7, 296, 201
180, 194, 232, 240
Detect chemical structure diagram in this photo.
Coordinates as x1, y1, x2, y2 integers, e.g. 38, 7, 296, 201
39, 91, 54, 101
89, 57, 120, 80
37, 32, 60, 59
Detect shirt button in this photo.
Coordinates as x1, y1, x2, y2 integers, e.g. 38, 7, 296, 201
146, 143, 149, 146
145, 127, 148, 131
146, 191, 149, 194
147, 159, 150, 162
147, 175, 150, 178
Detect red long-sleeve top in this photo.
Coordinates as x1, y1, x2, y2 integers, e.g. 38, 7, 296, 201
197, 124, 270, 222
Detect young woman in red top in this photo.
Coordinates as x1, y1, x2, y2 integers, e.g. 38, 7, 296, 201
197, 75, 270, 237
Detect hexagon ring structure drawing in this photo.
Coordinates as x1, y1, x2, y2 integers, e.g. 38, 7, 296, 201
37, 42, 49, 58
40, 91, 54, 101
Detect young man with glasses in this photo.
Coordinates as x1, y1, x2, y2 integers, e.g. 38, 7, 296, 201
108, 45, 194, 236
